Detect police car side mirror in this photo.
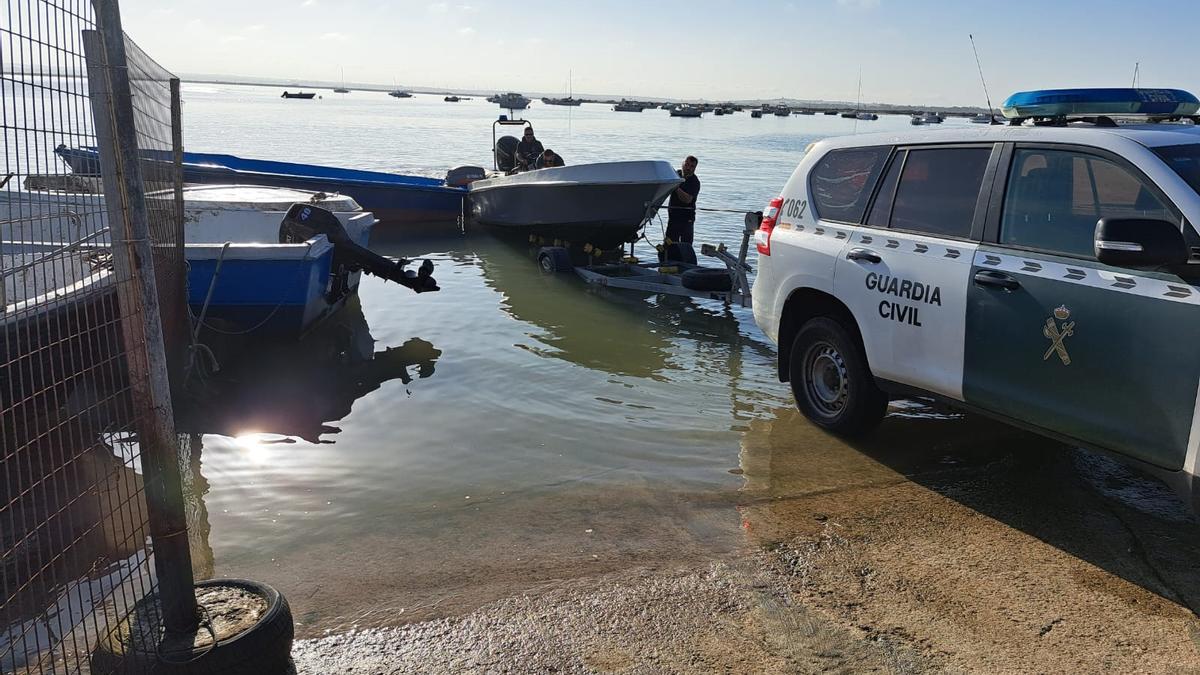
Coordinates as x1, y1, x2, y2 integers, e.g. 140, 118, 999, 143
1094, 218, 1189, 268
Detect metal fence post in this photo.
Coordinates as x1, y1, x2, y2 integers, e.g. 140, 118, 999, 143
84, 0, 199, 635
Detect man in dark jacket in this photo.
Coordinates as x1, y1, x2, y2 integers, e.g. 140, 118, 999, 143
665, 155, 700, 243
515, 126, 545, 170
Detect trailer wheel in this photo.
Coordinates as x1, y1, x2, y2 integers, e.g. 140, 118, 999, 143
680, 267, 733, 292
537, 246, 573, 274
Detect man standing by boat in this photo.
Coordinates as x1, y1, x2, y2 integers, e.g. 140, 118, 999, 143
516, 127, 545, 171
666, 156, 700, 243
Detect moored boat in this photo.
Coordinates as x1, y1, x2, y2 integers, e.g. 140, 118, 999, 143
55, 145, 465, 224
543, 96, 582, 106
281, 91, 316, 99
613, 99, 644, 112
467, 161, 681, 250
494, 92, 531, 110
389, 90, 413, 98
1, 185, 437, 336
669, 105, 703, 118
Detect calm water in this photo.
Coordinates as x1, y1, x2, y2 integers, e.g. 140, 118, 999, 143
176, 84, 975, 634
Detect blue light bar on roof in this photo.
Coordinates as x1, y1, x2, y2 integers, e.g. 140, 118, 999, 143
1001, 88, 1200, 119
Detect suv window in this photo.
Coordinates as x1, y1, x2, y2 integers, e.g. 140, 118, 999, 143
866, 150, 905, 228
889, 147, 991, 238
809, 146, 890, 223
1153, 143, 1200, 195
1000, 148, 1177, 258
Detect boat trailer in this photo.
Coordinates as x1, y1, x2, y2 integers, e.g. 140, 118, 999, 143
536, 211, 761, 308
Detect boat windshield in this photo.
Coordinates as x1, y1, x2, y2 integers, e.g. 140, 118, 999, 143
1153, 143, 1200, 195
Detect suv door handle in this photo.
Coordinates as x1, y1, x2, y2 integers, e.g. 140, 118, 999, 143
973, 270, 1021, 291
846, 248, 881, 264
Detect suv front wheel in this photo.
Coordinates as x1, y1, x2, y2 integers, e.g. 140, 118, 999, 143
789, 316, 888, 436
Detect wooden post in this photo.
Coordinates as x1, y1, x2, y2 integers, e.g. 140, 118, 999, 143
84, 0, 198, 634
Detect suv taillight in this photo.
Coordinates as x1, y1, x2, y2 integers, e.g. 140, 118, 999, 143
756, 197, 782, 256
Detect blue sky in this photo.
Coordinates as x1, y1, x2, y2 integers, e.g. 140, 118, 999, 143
120, 0, 1200, 106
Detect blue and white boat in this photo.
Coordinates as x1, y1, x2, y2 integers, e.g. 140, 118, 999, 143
53, 145, 466, 224
1, 185, 419, 337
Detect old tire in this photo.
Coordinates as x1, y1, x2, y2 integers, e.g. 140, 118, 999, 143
659, 242, 697, 265
680, 267, 733, 292
789, 317, 887, 436
90, 579, 293, 675
537, 246, 573, 274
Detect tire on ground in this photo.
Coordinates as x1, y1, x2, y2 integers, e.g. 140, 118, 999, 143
90, 578, 294, 675
537, 246, 573, 273
789, 316, 887, 436
680, 267, 733, 292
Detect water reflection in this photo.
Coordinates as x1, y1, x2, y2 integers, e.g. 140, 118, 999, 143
181, 296, 442, 443
465, 233, 776, 391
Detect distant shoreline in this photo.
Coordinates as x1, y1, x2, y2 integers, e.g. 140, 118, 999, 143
180, 77, 993, 116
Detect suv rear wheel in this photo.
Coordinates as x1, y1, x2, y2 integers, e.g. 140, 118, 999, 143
789, 316, 887, 435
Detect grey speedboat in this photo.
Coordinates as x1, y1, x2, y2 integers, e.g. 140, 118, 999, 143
467, 161, 681, 249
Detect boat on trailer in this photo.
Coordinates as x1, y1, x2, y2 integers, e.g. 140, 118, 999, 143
465, 116, 681, 250
468, 162, 681, 249
55, 145, 465, 224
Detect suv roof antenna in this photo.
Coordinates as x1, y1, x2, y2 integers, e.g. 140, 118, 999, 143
1131, 62, 1140, 88
969, 34, 997, 125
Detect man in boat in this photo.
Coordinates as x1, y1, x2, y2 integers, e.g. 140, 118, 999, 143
537, 148, 565, 168
665, 156, 700, 243
515, 127, 545, 171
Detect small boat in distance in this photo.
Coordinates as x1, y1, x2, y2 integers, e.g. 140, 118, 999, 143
970, 112, 1000, 124
444, 95, 460, 102
773, 106, 791, 117
494, 92, 531, 110
334, 67, 350, 93
281, 91, 316, 99
910, 115, 926, 125
389, 90, 413, 98
750, 109, 763, 118
613, 99, 644, 112
543, 96, 583, 106
855, 112, 879, 120
669, 105, 703, 118
823, 110, 839, 115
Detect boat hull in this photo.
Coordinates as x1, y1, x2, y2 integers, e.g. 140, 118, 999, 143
186, 238, 342, 337
467, 161, 680, 249
55, 147, 465, 224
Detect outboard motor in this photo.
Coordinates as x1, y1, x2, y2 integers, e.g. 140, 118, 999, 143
494, 135, 520, 172
280, 203, 438, 293
446, 165, 487, 187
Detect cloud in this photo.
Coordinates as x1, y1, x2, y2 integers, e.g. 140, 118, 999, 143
457, 26, 476, 36
837, 0, 880, 7
320, 32, 348, 41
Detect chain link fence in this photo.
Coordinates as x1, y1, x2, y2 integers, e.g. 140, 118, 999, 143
2, 1, 191, 672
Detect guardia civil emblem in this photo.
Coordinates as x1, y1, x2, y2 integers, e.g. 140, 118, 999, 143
1042, 305, 1074, 366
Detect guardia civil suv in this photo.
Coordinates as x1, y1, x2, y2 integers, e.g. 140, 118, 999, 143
751, 88, 1200, 510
